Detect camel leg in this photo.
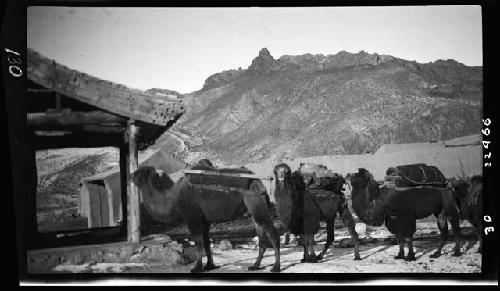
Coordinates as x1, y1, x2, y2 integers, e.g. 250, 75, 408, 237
283, 231, 290, 245
187, 210, 208, 273
243, 192, 281, 273
297, 235, 304, 246
302, 234, 318, 263
431, 213, 448, 258
448, 214, 462, 257
262, 221, 281, 272
249, 220, 281, 272
301, 236, 308, 262
300, 234, 313, 262
190, 234, 205, 273
477, 229, 482, 254
405, 237, 416, 261
248, 223, 266, 271
473, 216, 482, 253
202, 227, 218, 271
340, 208, 361, 260
395, 234, 405, 260
316, 219, 335, 261
308, 235, 317, 261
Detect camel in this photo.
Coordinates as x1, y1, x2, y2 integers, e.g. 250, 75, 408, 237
132, 164, 281, 273
273, 163, 360, 263
346, 168, 462, 261
451, 175, 483, 253
273, 163, 306, 246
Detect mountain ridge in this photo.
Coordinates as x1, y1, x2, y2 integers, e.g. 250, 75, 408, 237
153, 48, 482, 165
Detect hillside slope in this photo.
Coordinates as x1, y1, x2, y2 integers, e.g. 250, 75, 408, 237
168, 48, 482, 165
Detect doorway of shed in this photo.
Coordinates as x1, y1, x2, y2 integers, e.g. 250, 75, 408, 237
35, 147, 119, 233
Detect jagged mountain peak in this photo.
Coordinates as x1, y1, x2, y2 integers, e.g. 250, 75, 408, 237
256, 49, 398, 73
198, 48, 478, 95
174, 48, 482, 165
248, 47, 275, 72
258, 47, 272, 57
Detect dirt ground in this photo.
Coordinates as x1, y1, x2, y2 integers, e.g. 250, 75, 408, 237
50, 220, 482, 274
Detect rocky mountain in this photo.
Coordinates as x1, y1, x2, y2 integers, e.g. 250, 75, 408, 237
161, 48, 482, 165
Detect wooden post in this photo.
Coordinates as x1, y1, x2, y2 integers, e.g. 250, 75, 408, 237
126, 119, 141, 242
55, 92, 61, 112
119, 144, 128, 235
27, 132, 39, 249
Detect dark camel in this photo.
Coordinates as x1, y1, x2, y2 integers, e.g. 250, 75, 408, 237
132, 164, 281, 273
451, 175, 483, 253
346, 168, 462, 261
274, 163, 360, 262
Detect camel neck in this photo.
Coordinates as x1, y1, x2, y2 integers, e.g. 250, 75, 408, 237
275, 180, 287, 189
350, 181, 371, 222
274, 180, 291, 197
140, 177, 180, 220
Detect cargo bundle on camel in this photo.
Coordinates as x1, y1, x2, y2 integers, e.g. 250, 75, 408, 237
384, 163, 448, 188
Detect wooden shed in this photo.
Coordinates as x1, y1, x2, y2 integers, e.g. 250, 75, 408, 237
25, 47, 185, 246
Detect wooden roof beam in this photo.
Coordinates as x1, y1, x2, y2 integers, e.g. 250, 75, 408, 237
27, 48, 185, 126
27, 88, 54, 93
27, 110, 127, 130
29, 132, 124, 150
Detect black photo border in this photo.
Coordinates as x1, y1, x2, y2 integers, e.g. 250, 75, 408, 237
2, 0, 498, 286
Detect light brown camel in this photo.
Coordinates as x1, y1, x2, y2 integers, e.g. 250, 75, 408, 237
132, 164, 281, 273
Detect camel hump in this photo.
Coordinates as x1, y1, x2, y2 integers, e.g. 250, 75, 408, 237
385, 163, 447, 188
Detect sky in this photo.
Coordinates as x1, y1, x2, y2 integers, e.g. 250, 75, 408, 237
27, 6, 482, 94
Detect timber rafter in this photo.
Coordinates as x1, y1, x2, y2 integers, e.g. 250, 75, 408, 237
27, 110, 127, 130
27, 48, 185, 126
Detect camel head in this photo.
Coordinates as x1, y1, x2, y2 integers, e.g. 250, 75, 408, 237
132, 166, 175, 192
468, 175, 482, 206
467, 175, 483, 200
346, 168, 374, 188
346, 168, 376, 203
450, 175, 482, 219
346, 168, 386, 226
450, 179, 469, 202
131, 166, 180, 222
336, 174, 347, 192
274, 163, 292, 183
449, 178, 469, 219
469, 175, 482, 187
